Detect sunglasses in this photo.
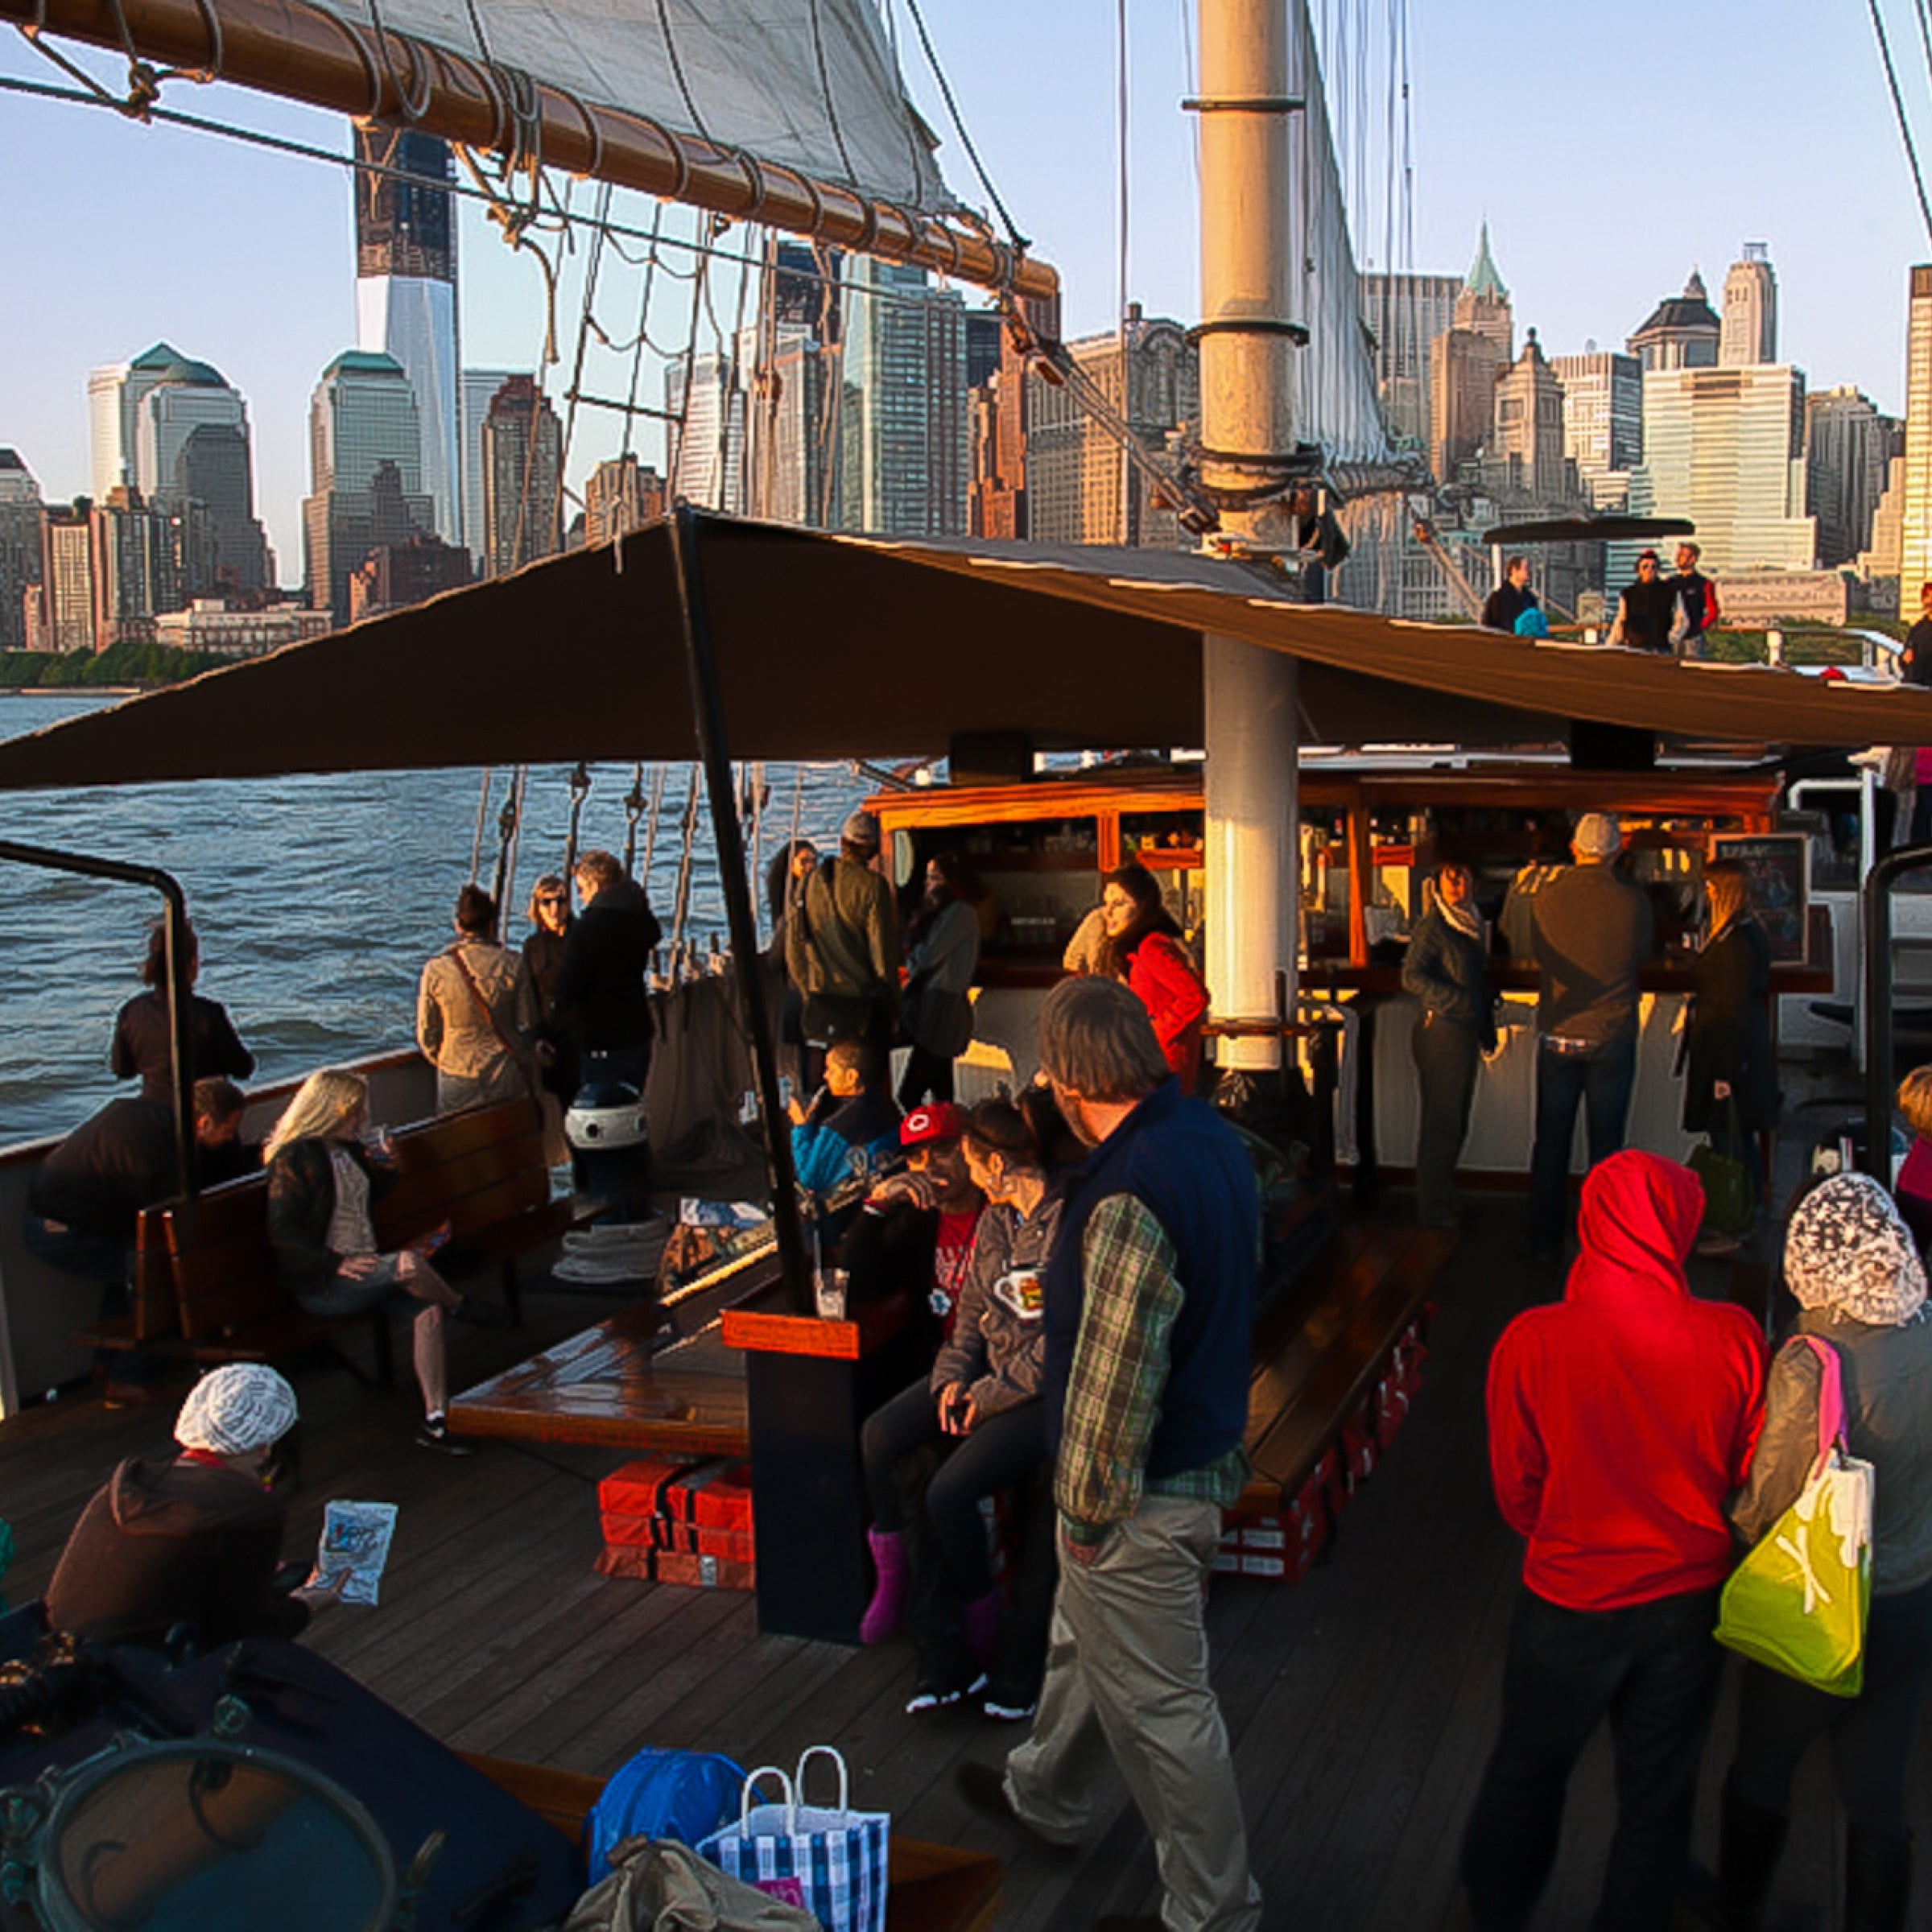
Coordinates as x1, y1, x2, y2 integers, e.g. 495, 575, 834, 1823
538, 895, 568, 906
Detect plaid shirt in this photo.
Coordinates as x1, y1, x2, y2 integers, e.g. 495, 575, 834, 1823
1057, 1191, 1249, 1545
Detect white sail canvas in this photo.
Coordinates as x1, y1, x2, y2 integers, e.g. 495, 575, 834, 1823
308, 0, 954, 213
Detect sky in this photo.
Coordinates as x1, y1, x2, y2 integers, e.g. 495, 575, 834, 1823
2, 0, 1929, 580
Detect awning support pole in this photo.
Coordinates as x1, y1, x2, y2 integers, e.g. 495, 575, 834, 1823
0, 840, 197, 1205
666, 509, 812, 1313
1862, 840, 1932, 1180
1199, 0, 1300, 1071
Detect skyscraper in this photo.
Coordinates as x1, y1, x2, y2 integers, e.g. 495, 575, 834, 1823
0, 448, 43, 652
746, 327, 840, 526
39, 506, 95, 654
480, 375, 564, 575
1026, 308, 1198, 547
1901, 266, 1932, 600
1359, 271, 1461, 447
1627, 363, 1815, 576
1426, 229, 1513, 484
667, 349, 749, 515
1628, 272, 1721, 371
1550, 350, 1642, 509
460, 368, 521, 565
965, 311, 1004, 391
355, 128, 462, 547
584, 454, 667, 547
839, 258, 968, 536
1720, 244, 1778, 366
87, 345, 270, 592
1487, 331, 1573, 504
1806, 386, 1902, 568
303, 350, 434, 621
1453, 225, 1513, 358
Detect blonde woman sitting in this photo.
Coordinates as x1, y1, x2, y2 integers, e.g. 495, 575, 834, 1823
263, 1070, 502, 1452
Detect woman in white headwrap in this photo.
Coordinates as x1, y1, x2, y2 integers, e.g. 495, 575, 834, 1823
45, 1364, 341, 1648
1697, 1174, 1932, 1932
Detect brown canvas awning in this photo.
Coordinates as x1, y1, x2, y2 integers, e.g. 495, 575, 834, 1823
0, 514, 1925, 790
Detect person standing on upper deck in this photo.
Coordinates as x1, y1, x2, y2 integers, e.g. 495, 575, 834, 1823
111, 919, 254, 1107
1607, 550, 1679, 654
1481, 555, 1539, 634
1095, 863, 1211, 1096
554, 849, 663, 1098
956, 976, 1261, 1932
785, 811, 900, 1093
1402, 863, 1496, 1231
1527, 813, 1654, 1261
1462, 1150, 1765, 1932
416, 885, 538, 1114
1670, 542, 1720, 659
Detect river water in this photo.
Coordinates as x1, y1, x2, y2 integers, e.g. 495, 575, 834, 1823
0, 691, 868, 1144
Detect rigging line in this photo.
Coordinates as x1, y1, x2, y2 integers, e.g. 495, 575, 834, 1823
1870, 0, 1932, 246
619, 203, 667, 462
469, 767, 494, 884
650, 0, 712, 145
1913, 0, 1932, 89
900, 0, 1030, 248
560, 177, 614, 481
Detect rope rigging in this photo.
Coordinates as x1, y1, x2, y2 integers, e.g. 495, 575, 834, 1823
1869, 0, 1932, 247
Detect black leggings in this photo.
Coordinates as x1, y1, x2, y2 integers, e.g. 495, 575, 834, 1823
860, 1378, 1046, 1601
898, 1046, 956, 1111
1731, 1571, 1932, 1840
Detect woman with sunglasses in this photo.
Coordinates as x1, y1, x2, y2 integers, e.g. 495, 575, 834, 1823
522, 874, 579, 1115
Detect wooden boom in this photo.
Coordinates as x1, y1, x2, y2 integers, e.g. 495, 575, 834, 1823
5, 0, 1059, 304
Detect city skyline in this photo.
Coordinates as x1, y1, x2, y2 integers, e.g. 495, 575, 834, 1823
1, 0, 1926, 577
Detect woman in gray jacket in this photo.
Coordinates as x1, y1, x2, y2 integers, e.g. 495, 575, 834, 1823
1703, 1174, 1932, 1932
858, 1092, 1060, 1716
898, 851, 983, 1110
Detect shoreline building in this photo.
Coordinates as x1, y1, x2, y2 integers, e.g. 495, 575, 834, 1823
1026, 308, 1199, 549
479, 376, 564, 575
1719, 245, 1778, 367
839, 257, 968, 536
0, 448, 43, 652
355, 128, 462, 548
1550, 350, 1641, 510
584, 454, 667, 547
1899, 265, 1932, 600
303, 350, 435, 621
35, 505, 95, 654
1360, 271, 1461, 449
1629, 271, 1720, 372
667, 349, 749, 516
1428, 227, 1513, 484
1807, 386, 1902, 570
460, 368, 522, 565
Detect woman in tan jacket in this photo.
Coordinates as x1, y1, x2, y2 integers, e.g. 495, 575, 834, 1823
417, 885, 538, 1113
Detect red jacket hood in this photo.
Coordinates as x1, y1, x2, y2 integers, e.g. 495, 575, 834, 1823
1565, 1149, 1704, 1310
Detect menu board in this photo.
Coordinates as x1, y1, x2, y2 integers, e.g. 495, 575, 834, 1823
1710, 833, 1809, 963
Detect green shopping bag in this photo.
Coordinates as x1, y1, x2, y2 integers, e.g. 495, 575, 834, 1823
1716, 1337, 1873, 1697
1688, 1100, 1756, 1238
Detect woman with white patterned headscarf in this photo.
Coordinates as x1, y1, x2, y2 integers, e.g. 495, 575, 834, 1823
1699, 1175, 1932, 1932
45, 1365, 343, 1649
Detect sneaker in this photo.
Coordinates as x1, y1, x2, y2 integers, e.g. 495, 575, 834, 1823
982, 1695, 1038, 1723
903, 1683, 965, 1716
416, 1414, 472, 1455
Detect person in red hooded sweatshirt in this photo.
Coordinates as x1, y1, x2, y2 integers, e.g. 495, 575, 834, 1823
1461, 1150, 1767, 1932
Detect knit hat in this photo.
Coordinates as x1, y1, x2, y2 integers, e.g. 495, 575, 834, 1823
1571, 811, 1622, 860
840, 810, 881, 855
175, 1364, 299, 1456
1783, 1174, 1927, 1327
901, 1101, 967, 1148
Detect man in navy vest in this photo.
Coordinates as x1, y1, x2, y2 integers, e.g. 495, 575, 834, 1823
956, 977, 1261, 1932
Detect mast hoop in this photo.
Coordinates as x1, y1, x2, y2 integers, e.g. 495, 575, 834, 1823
1179, 94, 1305, 114
1185, 318, 1310, 347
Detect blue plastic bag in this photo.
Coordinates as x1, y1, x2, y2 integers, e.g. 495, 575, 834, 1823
587, 1746, 747, 1882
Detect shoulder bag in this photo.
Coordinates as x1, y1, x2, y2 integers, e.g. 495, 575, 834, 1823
1715, 1335, 1874, 1696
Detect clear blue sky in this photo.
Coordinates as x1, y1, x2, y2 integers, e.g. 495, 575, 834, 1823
1, 0, 1926, 580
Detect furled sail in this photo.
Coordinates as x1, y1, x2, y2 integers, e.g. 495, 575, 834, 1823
1290, 3, 1396, 470
305, 0, 952, 213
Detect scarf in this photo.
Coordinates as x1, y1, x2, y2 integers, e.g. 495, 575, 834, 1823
1783, 1173, 1928, 1327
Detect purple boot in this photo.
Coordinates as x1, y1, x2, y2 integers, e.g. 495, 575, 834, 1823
860, 1528, 909, 1645
960, 1588, 1002, 1671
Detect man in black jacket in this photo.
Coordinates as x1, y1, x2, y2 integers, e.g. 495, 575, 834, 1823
1900, 581, 1932, 687
1480, 556, 1538, 634
555, 848, 663, 1095
1608, 551, 1678, 654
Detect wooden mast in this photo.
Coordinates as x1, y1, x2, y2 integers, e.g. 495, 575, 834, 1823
4, 0, 1059, 305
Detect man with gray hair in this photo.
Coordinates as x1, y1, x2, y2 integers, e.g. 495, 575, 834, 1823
956, 976, 1261, 1932
1526, 812, 1654, 1257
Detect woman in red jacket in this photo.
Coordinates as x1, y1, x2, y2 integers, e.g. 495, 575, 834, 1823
1094, 864, 1210, 1093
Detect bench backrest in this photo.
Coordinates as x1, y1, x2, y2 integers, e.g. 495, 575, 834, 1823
376, 1099, 550, 1246
160, 1098, 552, 1341
164, 1174, 281, 1341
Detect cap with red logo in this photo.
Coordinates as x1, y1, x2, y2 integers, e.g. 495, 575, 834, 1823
900, 1102, 967, 1148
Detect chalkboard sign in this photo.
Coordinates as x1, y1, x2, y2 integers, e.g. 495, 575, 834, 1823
1710, 833, 1809, 963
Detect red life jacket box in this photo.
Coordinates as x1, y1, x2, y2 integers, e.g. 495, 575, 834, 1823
598, 1456, 700, 1518
596, 1456, 758, 1583
655, 1549, 756, 1592
595, 1545, 657, 1582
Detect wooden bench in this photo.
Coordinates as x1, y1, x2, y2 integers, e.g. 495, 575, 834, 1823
1236, 1219, 1457, 1517
462, 1753, 1004, 1932
86, 1098, 593, 1382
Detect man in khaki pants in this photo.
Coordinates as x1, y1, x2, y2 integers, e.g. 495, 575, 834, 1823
956, 977, 1261, 1932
